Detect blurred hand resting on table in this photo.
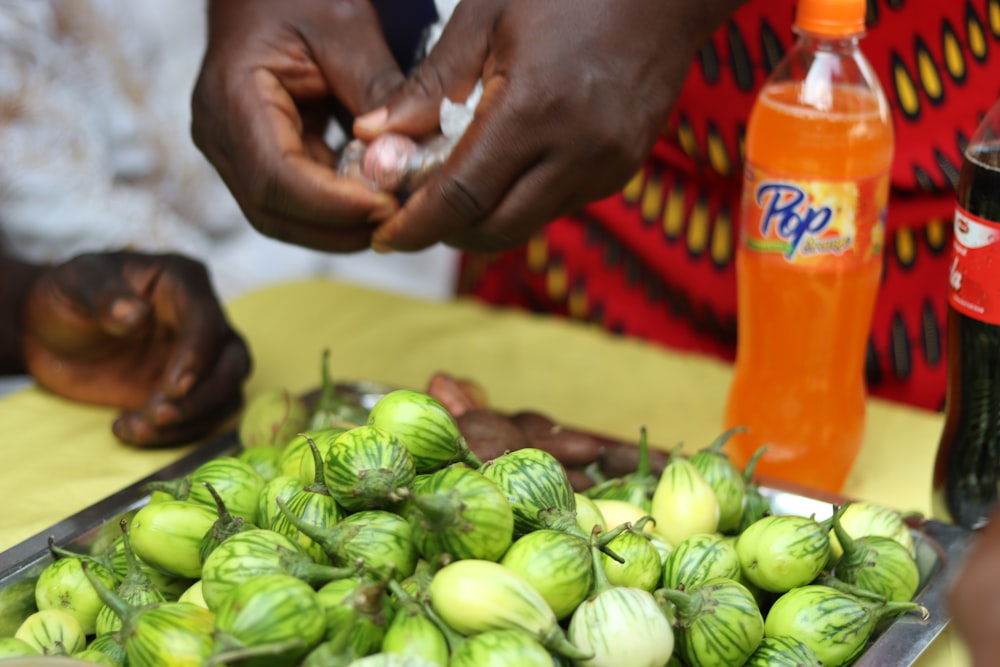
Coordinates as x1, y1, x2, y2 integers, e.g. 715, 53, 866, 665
1, 251, 251, 448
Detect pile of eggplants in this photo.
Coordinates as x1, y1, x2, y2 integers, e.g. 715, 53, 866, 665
1, 371, 930, 667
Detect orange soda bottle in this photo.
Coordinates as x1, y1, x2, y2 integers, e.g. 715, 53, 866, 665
723, 0, 894, 493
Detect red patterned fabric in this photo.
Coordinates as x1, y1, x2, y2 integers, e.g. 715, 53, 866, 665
459, 0, 1000, 411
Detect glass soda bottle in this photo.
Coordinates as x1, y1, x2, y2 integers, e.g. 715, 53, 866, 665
724, 0, 894, 493
932, 99, 1000, 531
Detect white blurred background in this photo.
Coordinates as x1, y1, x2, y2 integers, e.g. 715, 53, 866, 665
0, 0, 461, 304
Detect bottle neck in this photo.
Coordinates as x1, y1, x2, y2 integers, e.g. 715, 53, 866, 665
794, 30, 863, 53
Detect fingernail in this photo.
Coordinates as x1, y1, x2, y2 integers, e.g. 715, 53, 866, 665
356, 107, 388, 133
173, 372, 196, 397
109, 297, 146, 329
371, 239, 395, 254
151, 402, 180, 426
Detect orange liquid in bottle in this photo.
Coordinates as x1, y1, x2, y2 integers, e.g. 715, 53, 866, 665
725, 81, 893, 493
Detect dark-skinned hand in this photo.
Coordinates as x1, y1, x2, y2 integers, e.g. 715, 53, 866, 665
20, 252, 251, 448
190, 0, 405, 252
355, 0, 745, 253
949, 508, 1000, 666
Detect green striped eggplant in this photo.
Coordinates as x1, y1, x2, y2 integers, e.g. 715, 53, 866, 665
583, 427, 657, 512
238, 444, 284, 482
82, 562, 215, 667
736, 515, 831, 593
198, 482, 257, 564
646, 532, 674, 569
277, 503, 417, 580
0, 637, 38, 658
662, 533, 741, 592
500, 529, 594, 620
600, 522, 662, 593
568, 545, 673, 667
200, 529, 362, 611
145, 456, 265, 525
689, 427, 747, 533
591, 499, 651, 535
573, 493, 606, 537
764, 585, 928, 667
449, 629, 555, 667
428, 559, 590, 659
0, 637, 38, 664
34, 553, 117, 636
828, 500, 916, 561
129, 500, 217, 579
48, 539, 125, 585
830, 505, 919, 602
238, 387, 310, 448
402, 466, 514, 563
96, 520, 166, 636
380, 583, 449, 666
315, 576, 394, 655
744, 635, 823, 667
479, 448, 578, 535
0, 577, 38, 637
324, 425, 416, 512
74, 648, 118, 665
208, 574, 327, 667
278, 428, 349, 481
85, 634, 128, 666
178, 580, 208, 609
659, 577, 764, 667
257, 475, 306, 530
271, 436, 344, 564
367, 389, 480, 472
650, 453, 720, 546
13, 609, 86, 656
346, 654, 443, 667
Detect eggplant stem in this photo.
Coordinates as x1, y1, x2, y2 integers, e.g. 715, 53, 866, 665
206, 638, 307, 667
636, 426, 652, 478
742, 444, 768, 484
542, 625, 593, 660
303, 434, 331, 494
705, 426, 748, 455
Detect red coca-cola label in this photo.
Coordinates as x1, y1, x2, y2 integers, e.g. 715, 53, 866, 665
949, 206, 1000, 325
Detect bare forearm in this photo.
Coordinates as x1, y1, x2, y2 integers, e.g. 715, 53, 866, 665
0, 253, 43, 375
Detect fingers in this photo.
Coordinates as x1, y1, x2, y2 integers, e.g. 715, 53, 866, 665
219, 72, 401, 228
123, 253, 250, 402
113, 336, 251, 448
302, 0, 406, 115
46, 254, 153, 337
354, 0, 492, 142
370, 79, 543, 252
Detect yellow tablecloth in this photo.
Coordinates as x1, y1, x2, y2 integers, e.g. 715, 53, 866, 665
0, 279, 968, 665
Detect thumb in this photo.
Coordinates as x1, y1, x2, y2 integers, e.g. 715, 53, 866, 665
354, 4, 491, 141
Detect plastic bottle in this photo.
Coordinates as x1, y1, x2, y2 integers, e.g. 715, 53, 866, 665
724, 0, 894, 493
932, 99, 1000, 531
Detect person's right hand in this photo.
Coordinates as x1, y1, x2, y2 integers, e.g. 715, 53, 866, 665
354, 0, 745, 253
190, 0, 405, 252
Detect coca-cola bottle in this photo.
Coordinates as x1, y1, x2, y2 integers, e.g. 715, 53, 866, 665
933, 99, 1000, 530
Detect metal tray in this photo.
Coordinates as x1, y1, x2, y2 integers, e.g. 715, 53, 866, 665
0, 381, 976, 665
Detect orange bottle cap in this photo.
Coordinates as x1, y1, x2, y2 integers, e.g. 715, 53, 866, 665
794, 0, 866, 37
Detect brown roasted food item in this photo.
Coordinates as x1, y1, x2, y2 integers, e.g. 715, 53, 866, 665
426, 372, 487, 418
456, 409, 530, 462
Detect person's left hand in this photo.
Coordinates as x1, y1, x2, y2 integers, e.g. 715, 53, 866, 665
20, 252, 252, 447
